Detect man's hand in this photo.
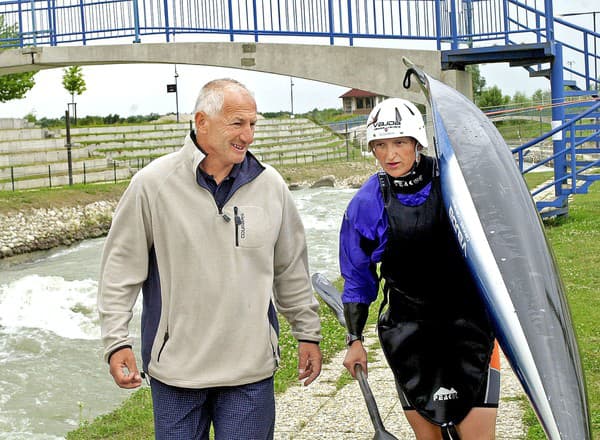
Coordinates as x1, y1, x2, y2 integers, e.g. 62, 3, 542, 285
109, 347, 143, 389
343, 340, 367, 379
298, 342, 322, 386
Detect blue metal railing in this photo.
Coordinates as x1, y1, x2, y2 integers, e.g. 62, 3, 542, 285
511, 99, 600, 212
0, 0, 522, 49
0, 0, 568, 54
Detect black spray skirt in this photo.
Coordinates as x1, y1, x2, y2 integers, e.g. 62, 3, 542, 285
377, 285, 495, 426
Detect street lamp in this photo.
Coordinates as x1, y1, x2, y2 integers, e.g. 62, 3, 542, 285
166, 66, 180, 122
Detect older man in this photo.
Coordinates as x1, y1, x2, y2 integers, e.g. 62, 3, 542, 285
98, 78, 322, 439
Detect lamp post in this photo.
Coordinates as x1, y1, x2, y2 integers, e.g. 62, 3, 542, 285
290, 77, 294, 118
174, 65, 180, 123
65, 109, 73, 186
166, 65, 180, 122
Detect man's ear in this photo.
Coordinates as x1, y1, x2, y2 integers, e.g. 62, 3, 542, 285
195, 111, 208, 134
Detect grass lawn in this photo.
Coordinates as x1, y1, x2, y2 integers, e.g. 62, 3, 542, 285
521, 177, 600, 439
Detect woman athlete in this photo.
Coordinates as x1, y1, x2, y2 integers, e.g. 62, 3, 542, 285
340, 98, 500, 440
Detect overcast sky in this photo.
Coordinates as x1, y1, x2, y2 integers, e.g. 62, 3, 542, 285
0, 0, 595, 119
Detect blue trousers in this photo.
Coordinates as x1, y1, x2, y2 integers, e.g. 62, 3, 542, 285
150, 376, 275, 440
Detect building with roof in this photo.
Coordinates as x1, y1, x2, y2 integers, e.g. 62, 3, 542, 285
340, 88, 387, 114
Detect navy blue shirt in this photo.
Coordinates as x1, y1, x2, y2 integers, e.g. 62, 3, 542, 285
190, 130, 264, 210
197, 164, 241, 210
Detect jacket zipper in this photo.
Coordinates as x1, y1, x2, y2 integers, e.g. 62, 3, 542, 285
234, 206, 241, 247
157, 329, 169, 363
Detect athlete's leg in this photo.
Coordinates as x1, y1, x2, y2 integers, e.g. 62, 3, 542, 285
212, 376, 275, 439
403, 410, 442, 440
455, 341, 500, 439
456, 407, 497, 440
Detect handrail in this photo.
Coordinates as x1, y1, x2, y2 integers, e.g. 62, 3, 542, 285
512, 99, 600, 196
513, 99, 600, 154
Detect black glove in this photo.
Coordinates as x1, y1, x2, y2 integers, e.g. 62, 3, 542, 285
343, 302, 369, 340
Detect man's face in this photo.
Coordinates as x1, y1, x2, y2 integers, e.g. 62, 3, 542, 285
196, 89, 257, 167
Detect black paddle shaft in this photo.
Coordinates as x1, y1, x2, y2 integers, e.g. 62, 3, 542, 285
354, 364, 399, 440
312, 272, 399, 439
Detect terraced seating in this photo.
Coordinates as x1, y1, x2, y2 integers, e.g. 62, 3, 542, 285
0, 117, 347, 190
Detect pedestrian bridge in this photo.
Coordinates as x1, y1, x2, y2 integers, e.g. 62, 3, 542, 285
0, 42, 467, 107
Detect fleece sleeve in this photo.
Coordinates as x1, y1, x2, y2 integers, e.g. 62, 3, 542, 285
97, 177, 154, 362
272, 185, 322, 343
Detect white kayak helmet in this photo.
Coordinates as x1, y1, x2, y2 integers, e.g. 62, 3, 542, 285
366, 98, 428, 150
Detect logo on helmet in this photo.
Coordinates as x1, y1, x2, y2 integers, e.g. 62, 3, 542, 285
370, 106, 403, 132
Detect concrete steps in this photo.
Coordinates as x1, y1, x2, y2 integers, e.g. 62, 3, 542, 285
0, 117, 346, 190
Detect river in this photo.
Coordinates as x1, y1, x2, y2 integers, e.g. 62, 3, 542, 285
0, 187, 357, 439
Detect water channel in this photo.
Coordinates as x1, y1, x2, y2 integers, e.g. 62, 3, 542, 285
0, 187, 357, 439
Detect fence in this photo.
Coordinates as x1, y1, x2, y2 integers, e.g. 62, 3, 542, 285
1, 144, 371, 191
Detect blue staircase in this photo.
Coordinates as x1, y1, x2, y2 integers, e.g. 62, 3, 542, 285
441, 0, 600, 217
0, 0, 598, 216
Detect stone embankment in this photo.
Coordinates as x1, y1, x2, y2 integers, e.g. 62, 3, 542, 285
0, 201, 117, 259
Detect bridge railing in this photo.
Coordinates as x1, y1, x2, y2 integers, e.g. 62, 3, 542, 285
0, 0, 554, 50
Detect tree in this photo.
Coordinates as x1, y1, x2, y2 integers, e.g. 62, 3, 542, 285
62, 65, 86, 104
0, 16, 36, 103
478, 86, 510, 109
467, 65, 486, 103
531, 88, 551, 105
511, 91, 530, 107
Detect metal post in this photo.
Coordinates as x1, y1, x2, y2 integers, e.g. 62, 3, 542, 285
48, 165, 52, 188
595, 12, 598, 91
545, 0, 555, 41
550, 42, 567, 204
345, 122, 349, 160
465, 0, 473, 48
174, 65, 180, 123
65, 110, 73, 185
449, 0, 459, 50
290, 77, 294, 117
132, 0, 141, 43
11, 166, 14, 191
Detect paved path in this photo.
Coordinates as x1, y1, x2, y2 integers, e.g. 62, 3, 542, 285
274, 332, 526, 439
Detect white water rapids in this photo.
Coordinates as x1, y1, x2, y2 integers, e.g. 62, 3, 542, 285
0, 187, 356, 439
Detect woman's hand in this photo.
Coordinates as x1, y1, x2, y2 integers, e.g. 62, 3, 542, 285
343, 340, 368, 379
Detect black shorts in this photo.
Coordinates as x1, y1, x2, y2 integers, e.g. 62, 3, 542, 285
396, 341, 501, 411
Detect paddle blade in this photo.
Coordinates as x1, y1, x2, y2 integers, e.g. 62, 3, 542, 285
311, 272, 346, 327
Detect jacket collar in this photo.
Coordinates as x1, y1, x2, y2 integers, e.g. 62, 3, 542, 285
184, 130, 265, 188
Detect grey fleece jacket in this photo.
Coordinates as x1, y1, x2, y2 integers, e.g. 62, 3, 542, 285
98, 133, 321, 389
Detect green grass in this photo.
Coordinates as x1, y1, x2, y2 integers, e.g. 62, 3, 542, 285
494, 119, 552, 141
0, 181, 129, 214
521, 181, 600, 439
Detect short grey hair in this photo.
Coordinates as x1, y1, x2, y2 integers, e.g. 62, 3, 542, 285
193, 78, 254, 117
